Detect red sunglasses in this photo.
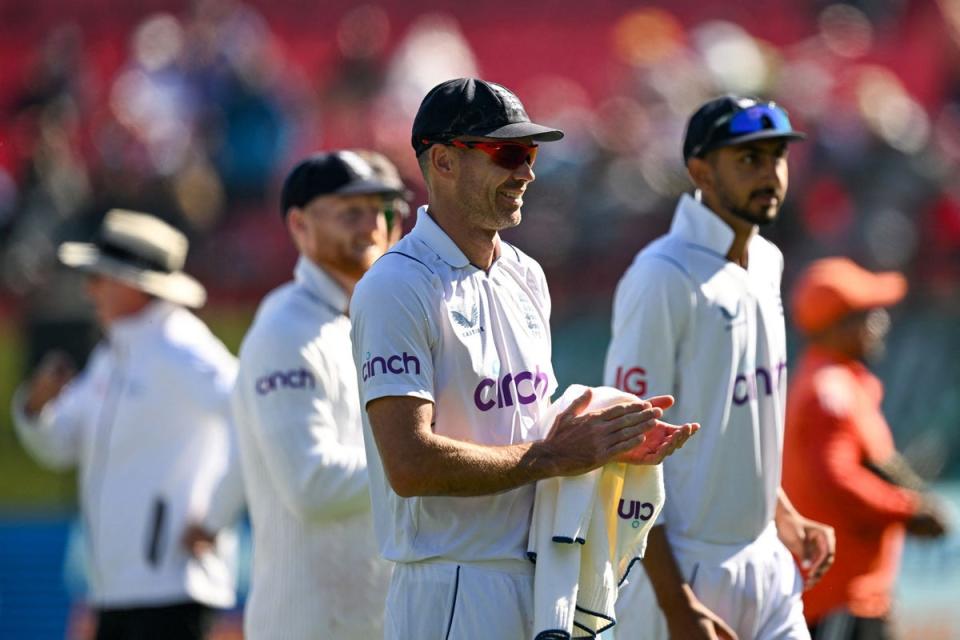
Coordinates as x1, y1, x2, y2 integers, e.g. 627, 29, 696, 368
423, 139, 538, 170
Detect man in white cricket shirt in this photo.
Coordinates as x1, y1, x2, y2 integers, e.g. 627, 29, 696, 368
350, 77, 697, 640
230, 151, 407, 639
606, 96, 836, 640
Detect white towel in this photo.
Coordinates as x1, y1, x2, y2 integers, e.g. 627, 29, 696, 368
528, 385, 665, 640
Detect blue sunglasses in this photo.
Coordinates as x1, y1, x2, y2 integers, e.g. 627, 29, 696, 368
692, 102, 801, 158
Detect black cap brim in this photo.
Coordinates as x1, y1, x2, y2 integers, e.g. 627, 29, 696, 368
335, 178, 405, 198
698, 130, 806, 158
477, 121, 565, 142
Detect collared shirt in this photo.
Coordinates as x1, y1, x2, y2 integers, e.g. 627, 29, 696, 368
604, 193, 788, 545
12, 300, 238, 608
350, 206, 557, 564
783, 346, 920, 621
232, 255, 391, 640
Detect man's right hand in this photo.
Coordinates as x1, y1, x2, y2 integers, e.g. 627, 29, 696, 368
907, 497, 950, 538
542, 389, 668, 476
24, 352, 76, 416
664, 589, 739, 640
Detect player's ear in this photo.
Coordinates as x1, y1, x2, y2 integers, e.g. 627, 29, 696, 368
686, 156, 714, 192
286, 207, 307, 245
430, 144, 457, 180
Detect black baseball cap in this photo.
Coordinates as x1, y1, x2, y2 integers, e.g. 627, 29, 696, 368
412, 78, 564, 156
682, 95, 806, 163
280, 151, 403, 217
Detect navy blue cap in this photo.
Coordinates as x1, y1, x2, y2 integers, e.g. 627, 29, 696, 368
412, 78, 564, 156
683, 96, 806, 163
280, 151, 403, 217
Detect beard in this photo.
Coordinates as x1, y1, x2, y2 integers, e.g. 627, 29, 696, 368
321, 243, 384, 281
718, 185, 783, 227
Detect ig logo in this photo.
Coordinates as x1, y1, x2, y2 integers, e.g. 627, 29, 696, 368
613, 366, 647, 397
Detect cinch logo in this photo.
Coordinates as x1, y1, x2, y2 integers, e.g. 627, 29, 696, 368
618, 499, 655, 529
361, 352, 421, 382
733, 360, 787, 405
473, 366, 550, 411
256, 368, 316, 395
613, 366, 647, 396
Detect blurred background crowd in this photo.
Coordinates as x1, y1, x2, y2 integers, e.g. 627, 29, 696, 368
1, 0, 958, 638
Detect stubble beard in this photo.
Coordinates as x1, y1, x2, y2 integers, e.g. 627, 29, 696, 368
718, 184, 782, 227
324, 243, 384, 282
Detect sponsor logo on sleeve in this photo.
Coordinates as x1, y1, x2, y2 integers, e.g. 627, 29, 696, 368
732, 360, 787, 405
613, 366, 647, 397
473, 366, 550, 411
256, 368, 316, 395
361, 351, 422, 382
618, 499, 656, 529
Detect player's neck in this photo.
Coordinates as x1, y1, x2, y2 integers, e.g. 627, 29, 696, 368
427, 207, 501, 271
701, 195, 756, 268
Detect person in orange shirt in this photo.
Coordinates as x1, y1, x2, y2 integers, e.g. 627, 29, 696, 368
782, 257, 950, 640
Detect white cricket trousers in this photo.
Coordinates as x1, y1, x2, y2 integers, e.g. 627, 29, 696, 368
384, 558, 535, 640
614, 523, 809, 640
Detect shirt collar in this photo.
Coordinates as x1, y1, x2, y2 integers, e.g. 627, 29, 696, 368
294, 255, 349, 314
670, 192, 745, 258
107, 299, 176, 345
409, 206, 471, 269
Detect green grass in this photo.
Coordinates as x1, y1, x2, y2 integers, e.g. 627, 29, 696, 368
0, 306, 256, 510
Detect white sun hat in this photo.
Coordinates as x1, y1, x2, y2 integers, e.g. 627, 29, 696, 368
58, 209, 207, 308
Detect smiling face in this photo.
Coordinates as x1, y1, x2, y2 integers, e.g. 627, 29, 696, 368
448, 136, 537, 232
287, 192, 390, 281
692, 138, 790, 227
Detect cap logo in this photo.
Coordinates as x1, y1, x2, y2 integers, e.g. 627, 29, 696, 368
337, 150, 375, 180
489, 84, 528, 122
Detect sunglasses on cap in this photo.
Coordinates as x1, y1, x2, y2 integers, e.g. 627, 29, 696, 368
691, 102, 796, 158
422, 139, 538, 171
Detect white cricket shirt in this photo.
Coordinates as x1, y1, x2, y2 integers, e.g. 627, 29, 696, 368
604, 193, 787, 545
350, 206, 558, 564
232, 256, 391, 639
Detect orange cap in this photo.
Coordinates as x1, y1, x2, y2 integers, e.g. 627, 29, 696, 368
791, 257, 907, 335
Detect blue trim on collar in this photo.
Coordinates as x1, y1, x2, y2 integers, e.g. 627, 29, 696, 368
410, 206, 471, 268
381, 251, 436, 275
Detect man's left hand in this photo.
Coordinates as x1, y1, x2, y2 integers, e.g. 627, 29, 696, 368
182, 523, 217, 558
775, 511, 835, 590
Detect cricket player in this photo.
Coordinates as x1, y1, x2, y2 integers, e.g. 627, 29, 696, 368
349, 78, 697, 640
229, 151, 407, 639
606, 96, 835, 640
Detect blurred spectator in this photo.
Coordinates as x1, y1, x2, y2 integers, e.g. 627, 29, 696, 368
11, 210, 238, 640
783, 257, 951, 640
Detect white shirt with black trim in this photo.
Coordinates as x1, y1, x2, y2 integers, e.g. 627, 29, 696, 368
231, 256, 391, 640
350, 206, 558, 564
604, 193, 788, 545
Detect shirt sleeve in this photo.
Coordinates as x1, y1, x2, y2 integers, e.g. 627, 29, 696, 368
10, 350, 103, 471
603, 254, 695, 400
234, 327, 370, 524
798, 370, 920, 525
350, 262, 438, 407
200, 412, 247, 532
